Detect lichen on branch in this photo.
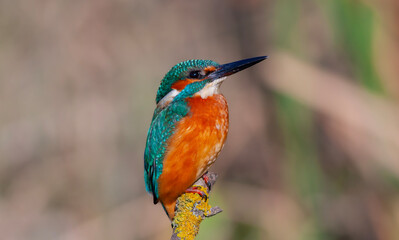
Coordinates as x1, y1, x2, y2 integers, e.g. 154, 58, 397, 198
170, 172, 222, 240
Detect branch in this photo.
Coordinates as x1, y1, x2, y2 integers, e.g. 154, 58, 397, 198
170, 172, 222, 240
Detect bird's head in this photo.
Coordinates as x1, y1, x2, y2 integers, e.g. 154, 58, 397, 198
156, 56, 267, 108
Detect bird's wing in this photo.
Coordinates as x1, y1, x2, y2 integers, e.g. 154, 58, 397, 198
144, 101, 189, 204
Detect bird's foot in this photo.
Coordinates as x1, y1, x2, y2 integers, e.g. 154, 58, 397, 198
185, 186, 208, 201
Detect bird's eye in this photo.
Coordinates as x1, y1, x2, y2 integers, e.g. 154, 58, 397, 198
189, 70, 201, 79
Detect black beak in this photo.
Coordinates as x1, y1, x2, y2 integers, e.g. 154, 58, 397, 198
208, 56, 267, 81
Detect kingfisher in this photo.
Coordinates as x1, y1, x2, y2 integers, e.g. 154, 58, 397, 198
144, 56, 267, 220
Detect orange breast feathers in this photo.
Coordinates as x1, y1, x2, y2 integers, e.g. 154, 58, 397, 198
157, 94, 229, 219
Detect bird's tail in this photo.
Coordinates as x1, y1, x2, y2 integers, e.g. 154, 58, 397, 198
162, 201, 176, 221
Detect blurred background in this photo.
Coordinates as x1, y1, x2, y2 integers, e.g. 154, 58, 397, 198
1, 0, 399, 239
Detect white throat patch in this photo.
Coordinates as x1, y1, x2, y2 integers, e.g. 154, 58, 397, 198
157, 89, 180, 109
195, 77, 226, 99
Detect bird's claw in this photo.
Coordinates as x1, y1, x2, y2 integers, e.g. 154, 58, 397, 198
185, 186, 208, 201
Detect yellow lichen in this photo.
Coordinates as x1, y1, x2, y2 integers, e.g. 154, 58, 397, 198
172, 185, 212, 240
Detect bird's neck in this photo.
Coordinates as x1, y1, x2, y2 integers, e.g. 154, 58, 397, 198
186, 94, 228, 117
156, 89, 180, 109
157, 77, 226, 110
193, 77, 225, 99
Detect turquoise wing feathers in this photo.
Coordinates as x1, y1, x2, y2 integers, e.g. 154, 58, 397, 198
144, 101, 189, 203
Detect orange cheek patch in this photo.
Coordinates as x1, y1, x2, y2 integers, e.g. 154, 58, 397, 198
171, 79, 199, 91
204, 66, 216, 74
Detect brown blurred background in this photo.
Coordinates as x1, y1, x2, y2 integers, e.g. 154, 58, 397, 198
1, 0, 399, 239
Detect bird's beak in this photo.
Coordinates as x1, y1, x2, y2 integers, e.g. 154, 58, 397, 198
208, 56, 267, 81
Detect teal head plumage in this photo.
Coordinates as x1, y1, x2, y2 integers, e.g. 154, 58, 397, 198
156, 59, 219, 104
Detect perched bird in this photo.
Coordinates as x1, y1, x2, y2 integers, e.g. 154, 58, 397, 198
144, 56, 267, 220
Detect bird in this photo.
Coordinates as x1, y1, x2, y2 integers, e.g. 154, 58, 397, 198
144, 56, 267, 220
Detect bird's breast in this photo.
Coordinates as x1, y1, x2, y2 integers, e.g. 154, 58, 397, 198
185, 94, 229, 174
157, 94, 229, 205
